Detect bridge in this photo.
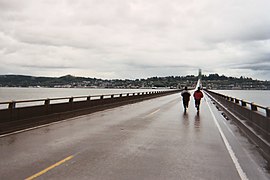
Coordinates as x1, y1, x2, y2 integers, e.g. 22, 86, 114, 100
0, 80, 269, 179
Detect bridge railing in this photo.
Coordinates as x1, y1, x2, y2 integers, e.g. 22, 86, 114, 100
0, 89, 181, 135
205, 89, 270, 158
0, 91, 162, 109
205, 90, 270, 118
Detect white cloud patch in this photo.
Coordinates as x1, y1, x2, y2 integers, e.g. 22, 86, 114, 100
0, 0, 270, 80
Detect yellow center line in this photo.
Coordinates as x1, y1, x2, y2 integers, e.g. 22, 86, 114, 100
25, 155, 74, 180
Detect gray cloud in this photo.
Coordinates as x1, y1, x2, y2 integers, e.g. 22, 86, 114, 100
0, 0, 270, 80
232, 57, 270, 71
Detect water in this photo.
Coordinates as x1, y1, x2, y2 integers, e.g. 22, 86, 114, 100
213, 90, 270, 107
0, 87, 162, 102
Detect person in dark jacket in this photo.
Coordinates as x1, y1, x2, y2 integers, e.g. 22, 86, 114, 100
193, 87, 204, 112
181, 86, 191, 112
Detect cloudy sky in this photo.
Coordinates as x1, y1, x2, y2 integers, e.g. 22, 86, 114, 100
0, 0, 270, 80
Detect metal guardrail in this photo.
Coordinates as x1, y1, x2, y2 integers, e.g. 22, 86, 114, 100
205, 89, 270, 162
205, 90, 270, 118
0, 91, 162, 109
0, 90, 181, 135
205, 89, 270, 161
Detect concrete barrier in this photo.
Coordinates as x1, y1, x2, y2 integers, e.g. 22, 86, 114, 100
205, 89, 270, 162
0, 90, 181, 135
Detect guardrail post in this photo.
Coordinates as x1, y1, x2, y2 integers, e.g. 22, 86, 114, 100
8, 101, 16, 109
69, 97, 73, 103
111, 95, 114, 98
100, 95, 104, 99
251, 103, 258, 111
266, 108, 270, 117
44, 99, 50, 105
230, 97, 234, 102
87, 96, 91, 101
235, 99, 239, 104
44, 99, 50, 114
133, 93, 135, 96
127, 93, 129, 97
119, 94, 122, 97
241, 100, 247, 107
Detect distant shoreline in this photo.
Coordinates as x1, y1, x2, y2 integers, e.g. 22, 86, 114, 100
0, 74, 269, 90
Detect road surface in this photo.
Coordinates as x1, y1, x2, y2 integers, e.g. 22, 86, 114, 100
0, 92, 269, 180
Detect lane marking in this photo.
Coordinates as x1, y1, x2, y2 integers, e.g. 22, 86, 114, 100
146, 109, 160, 117
145, 109, 160, 118
149, 109, 160, 116
205, 93, 268, 176
25, 155, 74, 180
206, 99, 248, 180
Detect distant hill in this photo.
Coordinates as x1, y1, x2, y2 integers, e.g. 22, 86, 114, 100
0, 75, 101, 88
0, 74, 269, 90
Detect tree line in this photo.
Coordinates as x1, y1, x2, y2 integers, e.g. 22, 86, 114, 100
0, 74, 269, 89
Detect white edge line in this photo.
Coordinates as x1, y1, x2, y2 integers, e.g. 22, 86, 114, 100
206, 99, 248, 180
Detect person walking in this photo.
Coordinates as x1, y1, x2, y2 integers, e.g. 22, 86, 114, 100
193, 87, 203, 112
181, 86, 191, 113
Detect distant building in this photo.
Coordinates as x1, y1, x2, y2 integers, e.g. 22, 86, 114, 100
198, 69, 202, 79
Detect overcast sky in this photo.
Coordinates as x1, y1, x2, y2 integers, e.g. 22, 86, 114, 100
0, 0, 270, 80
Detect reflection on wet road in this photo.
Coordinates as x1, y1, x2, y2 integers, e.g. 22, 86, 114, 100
194, 114, 200, 129
182, 111, 200, 130
0, 93, 269, 180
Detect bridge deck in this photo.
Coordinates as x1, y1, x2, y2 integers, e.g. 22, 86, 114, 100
0, 92, 269, 180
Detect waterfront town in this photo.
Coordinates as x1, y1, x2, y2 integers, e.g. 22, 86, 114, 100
0, 73, 269, 90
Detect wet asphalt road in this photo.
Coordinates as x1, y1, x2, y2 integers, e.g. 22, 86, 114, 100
0, 92, 269, 180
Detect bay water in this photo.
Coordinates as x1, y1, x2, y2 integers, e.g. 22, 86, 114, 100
0, 87, 160, 102
213, 90, 270, 107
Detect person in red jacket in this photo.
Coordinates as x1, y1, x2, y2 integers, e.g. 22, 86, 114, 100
193, 87, 203, 112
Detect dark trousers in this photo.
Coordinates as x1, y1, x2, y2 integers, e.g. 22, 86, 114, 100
183, 100, 189, 109
195, 99, 201, 110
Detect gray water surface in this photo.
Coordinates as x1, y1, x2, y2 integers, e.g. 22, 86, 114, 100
213, 90, 270, 107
